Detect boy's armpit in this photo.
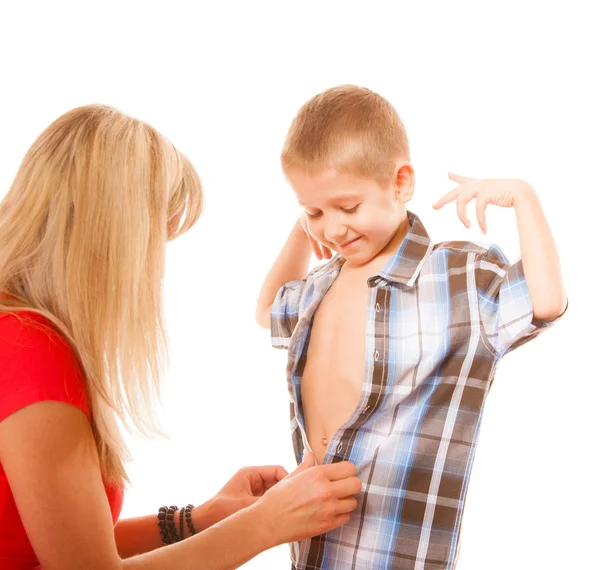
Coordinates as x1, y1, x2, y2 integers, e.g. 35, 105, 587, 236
475, 247, 566, 356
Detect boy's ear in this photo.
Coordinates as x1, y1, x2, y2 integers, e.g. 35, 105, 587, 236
394, 161, 415, 203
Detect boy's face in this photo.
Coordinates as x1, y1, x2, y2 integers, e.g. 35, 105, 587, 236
287, 164, 413, 267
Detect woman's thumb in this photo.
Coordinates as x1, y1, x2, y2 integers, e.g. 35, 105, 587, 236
289, 450, 315, 477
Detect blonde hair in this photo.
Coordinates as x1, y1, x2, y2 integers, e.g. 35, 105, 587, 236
281, 85, 410, 186
0, 105, 203, 486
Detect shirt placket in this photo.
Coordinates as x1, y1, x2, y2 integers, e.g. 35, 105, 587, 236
289, 268, 342, 459
326, 276, 389, 463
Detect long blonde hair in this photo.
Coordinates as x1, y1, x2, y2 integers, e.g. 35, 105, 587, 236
0, 105, 203, 486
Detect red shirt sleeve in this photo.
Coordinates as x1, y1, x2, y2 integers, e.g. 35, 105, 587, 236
0, 311, 123, 565
0, 311, 90, 423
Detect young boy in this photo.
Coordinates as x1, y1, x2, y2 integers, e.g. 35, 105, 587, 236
255, 85, 567, 570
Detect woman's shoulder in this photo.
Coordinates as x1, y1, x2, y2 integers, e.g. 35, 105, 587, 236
0, 310, 90, 422
0, 310, 74, 361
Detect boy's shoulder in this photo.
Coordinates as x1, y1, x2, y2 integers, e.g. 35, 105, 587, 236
430, 240, 510, 266
426, 240, 514, 294
303, 255, 344, 284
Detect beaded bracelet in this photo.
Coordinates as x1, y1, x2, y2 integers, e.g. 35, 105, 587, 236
157, 506, 171, 545
167, 504, 180, 543
157, 505, 181, 545
179, 505, 185, 541
185, 504, 197, 536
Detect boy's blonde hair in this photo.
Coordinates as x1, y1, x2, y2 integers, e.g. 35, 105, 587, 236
281, 85, 410, 186
0, 105, 203, 486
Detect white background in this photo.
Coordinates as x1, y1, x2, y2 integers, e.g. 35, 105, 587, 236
1, 2, 598, 568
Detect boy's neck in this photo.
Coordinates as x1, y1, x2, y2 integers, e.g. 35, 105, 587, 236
376, 214, 411, 261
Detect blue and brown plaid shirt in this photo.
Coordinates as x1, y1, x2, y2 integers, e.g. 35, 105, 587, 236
270, 212, 564, 570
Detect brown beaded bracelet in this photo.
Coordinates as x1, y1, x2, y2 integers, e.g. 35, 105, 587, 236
184, 504, 197, 536
167, 505, 180, 543
157, 506, 171, 545
158, 505, 181, 545
179, 505, 185, 541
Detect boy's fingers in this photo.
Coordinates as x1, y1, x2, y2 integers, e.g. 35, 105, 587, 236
476, 197, 488, 234
448, 172, 474, 184
310, 237, 322, 259
432, 189, 459, 209
456, 197, 471, 228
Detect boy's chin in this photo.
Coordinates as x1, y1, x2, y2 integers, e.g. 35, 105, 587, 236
342, 249, 377, 267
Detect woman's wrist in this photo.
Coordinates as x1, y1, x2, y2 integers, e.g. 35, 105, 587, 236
238, 500, 280, 551
190, 496, 221, 533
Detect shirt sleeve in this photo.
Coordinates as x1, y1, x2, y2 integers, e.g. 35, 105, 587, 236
270, 279, 307, 350
475, 244, 567, 356
0, 312, 90, 423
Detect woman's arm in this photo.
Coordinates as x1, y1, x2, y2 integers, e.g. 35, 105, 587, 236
115, 498, 222, 558
0, 402, 125, 570
116, 460, 291, 557
0, 401, 361, 570
0, 402, 275, 569
122, 507, 272, 570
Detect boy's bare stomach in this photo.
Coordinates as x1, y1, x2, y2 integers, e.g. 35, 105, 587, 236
301, 366, 363, 465
301, 263, 371, 464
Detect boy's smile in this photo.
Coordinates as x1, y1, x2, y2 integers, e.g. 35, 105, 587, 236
286, 165, 414, 267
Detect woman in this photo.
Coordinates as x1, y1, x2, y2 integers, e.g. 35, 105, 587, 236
0, 105, 361, 569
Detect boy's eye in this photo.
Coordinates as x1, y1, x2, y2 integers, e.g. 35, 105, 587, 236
342, 204, 360, 213
305, 211, 322, 218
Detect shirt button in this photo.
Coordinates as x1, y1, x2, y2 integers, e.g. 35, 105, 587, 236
337, 442, 344, 453
374, 350, 380, 361
376, 303, 380, 312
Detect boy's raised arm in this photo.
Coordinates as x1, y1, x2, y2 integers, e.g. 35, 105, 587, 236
255, 220, 314, 329
512, 182, 567, 321
433, 173, 568, 322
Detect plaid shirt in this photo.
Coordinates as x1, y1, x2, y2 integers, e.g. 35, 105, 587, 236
270, 212, 563, 570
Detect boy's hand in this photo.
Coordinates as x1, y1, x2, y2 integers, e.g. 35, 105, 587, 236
298, 214, 333, 260
432, 173, 533, 234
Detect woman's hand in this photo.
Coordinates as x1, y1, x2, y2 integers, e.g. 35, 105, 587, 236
250, 451, 362, 546
194, 464, 289, 530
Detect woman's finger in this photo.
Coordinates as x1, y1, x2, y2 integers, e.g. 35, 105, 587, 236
255, 465, 289, 483
245, 465, 289, 494
320, 460, 357, 482
326, 513, 351, 532
333, 496, 359, 515
330, 476, 363, 499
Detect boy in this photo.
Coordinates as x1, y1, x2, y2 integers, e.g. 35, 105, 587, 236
255, 85, 567, 570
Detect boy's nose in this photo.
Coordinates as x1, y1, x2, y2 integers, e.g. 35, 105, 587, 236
324, 221, 348, 243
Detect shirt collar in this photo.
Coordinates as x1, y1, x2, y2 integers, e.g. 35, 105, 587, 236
379, 211, 433, 287
311, 211, 433, 288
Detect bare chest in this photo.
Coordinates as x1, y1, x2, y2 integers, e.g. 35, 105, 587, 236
300, 270, 373, 461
